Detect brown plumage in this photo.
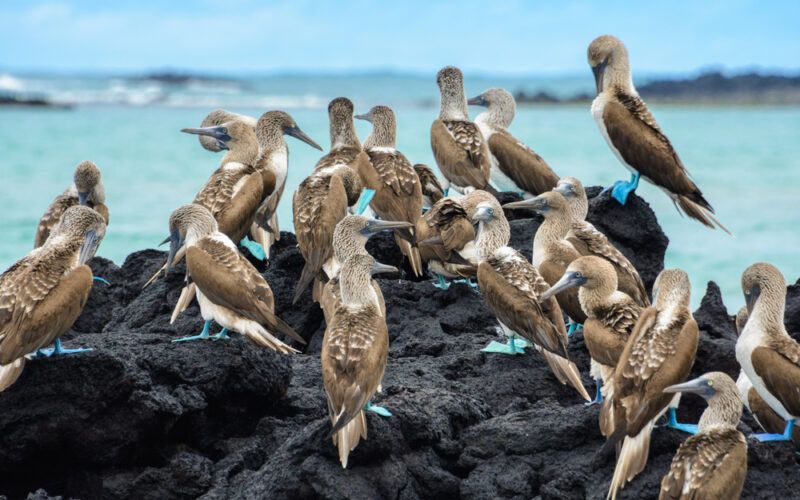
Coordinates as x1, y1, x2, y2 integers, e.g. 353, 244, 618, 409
414, 163, 445, 208
659, 372, 746, 500
606, 269, 699, 499
197, 109, 257, 152
0, 206, 106, 391
416, 197, 476, 277
322, 254, 390, 468
35, 160, 108, 248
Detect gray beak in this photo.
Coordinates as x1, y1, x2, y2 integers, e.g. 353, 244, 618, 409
166, 230, 182, 272
467, 95, 487, 107
745, 285, 761, 315
472, 205, 495, 223
361, 219, 414, 236
371, 260, 400, 276
503, 196, 548, 212
554, 182, 575, 198
79, 229, 99, 265
354, 112, 372, 123
285, 125, 322, 151
540, 271, 587, 301
181, 125, 232, 150
663, 376, 716, 400
78, 191, 89, 205
592, 59, 608, 94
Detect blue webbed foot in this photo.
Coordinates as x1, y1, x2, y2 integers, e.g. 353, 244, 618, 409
355, 188, 376, 215
93, 276, 111, 285
173, 320, 212, 343
752, 420, 795, 442
364, 400, 392, 417
36, 338, 93, 358
482, 336, 528, 355
433, 274, 451, 290
585, 379, 604, 406
566, 322, 583, 338
666, 408, 699, 434
211, 328, 230, 340
604, 173, 640, 205
240, 237, 266, 261
453, 277, 479, 289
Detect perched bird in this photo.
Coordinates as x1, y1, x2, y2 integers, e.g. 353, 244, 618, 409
431, 66, 494, 195
413, 163, 445, 210
736, 262, 800, 442
196, 109, 257, 153
0, 206, 106, 391
553, 176, 649, 308
416, 197, 476, 289
356, 105, 424, 276
468, 87, 559, 196
472, 197, 590, 401
292, 97, 369, 303
166, 204, 304, 352
659, 372, 746, 500
587, 35, 729, 233
253, 110, 323, 259
35, 160, 108, 248
734, 306, 800, 446
541, 256, 642, 417
605, 269, 700, 500
322, 254, 395, 468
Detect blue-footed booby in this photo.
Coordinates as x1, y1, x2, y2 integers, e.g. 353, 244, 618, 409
605, 269, 699, 500
416, 197, 476, 289
355, 105, 424, 276
322, 254, 396, 468
587, 35, 729, 234
431, 66, 494, 196
468, 88, 559, 196
35, 160, 108, 248
553, 176, 649, 308
541, 256, 642, 416
0, 206, 106, 391
472, 197, 590, 401
736, 262, 800, 442
413, 163, 445, 210
197, 109, 257, 153
659, 372, 746, 500
166, 204, 305, 352
253, 110, 323, 259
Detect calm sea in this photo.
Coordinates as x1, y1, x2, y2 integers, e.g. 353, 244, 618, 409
1, 73, 798, 309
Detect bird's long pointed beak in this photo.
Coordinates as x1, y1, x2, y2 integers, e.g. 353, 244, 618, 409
285, 126, 322, 150
79, 230, 98, 265
467, 95, 487, 107
78, 192, 89, 206
663, 376, 714, 399
503, 197, 547, 212
472, 206, 494, 223
362, 219, 413, 235
554, 182, 574, 198
371, 260, 400, 276
159, 236, 171, 247
354, 113, 370, 122
592, 60, 608, 94
181, 126, 232, 150
166, 230, 182, 272
540, 271, 587, 301
745, 285, 761, 315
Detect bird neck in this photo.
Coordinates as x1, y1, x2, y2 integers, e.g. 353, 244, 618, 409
751, 285, 787, 329
333, 232, 368, 267
185, 219, 218, 247
476, 218, 510, 261
578, 283, 618, 315
604, 55, 636, 95
569, 196, 588, 222
534, 212, 571, 254
439, 90, 469, 121
256, 125, 287, 155
364, 122, 396, 149
330, 118, 361, 150
339, 269, 376, 307
476, 105, 514, 129
222, 143, 259, 167
698, 391, 743, 433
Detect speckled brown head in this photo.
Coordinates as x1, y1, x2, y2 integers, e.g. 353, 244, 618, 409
472, 198, 510, 260
256, 110, 322, 151
541, 255, 617, 302
327, 97, 360, 149
664, 371, 742, 430
468, 87, 516, 128
182, 120, 259, 165
167, 204, 218, 269
553, 176, 588, 222
51, 205, 107, 264
199, 109, 257, 152
356, 105, 397, 148
460, 189, 497, 219
735, 306, 749, 335
587, 35, 631, 94
339, 253, 399, 306
436, 66, 469, 120
741, 262, 786, 316
652, 268, 691, 309
73, 160, 105, 205
333, 215, 413, 263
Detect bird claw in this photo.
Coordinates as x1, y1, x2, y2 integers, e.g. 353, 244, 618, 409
481, 338, 528, 355
173, 321, 212, 343
364, 401, 392, 417
665, 408, 698, 434
751, 420, 795, 442
605, 173, 640, 205
432, 275, 451, 290
36, 339, 92, 358
452, 278, 479, 289
240, 237, 266, 261
211, 328, 230, 340
566, 322, 583, 337
584, 380, 604, 406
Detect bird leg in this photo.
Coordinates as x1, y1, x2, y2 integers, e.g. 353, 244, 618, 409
211, 328, 230, 340
239, 236, 266, 261
35, 338, 93, 358
482, 329, 529, 355
666, 407, 699, 434
364, 400, 392, 417
566, 320, 583, 337
92, 276, 111, 285
172, 320, 213, 343
452, 277, 479, 289
355, 188, 376, 215
585, 378, 604, 406
432, 274, 451, 290
752, 419, 795, 442
604, 172, 641, 205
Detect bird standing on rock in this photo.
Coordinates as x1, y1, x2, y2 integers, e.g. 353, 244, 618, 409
416, 196, 476, 290
587, 35, 729, 234
413, 163, 445, 210
468, 87, 559, 197
0, 206, 106, 392
166, 204, 304, 353
659, 372, 746, 500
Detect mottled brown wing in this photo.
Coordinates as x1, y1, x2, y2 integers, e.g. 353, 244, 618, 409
314, 146, 361, 171
193, 165, 254, 219
368, 150, 423, 230
215, 173, 264, 242
751, 342, 800, 416
583, 318, 627, 367
92, 203, 110, 225
34, 194, 76, 248
414, 164, 445, 204
571, 220, 649, 307
488, 130, 559, 195
478, 253, 567, 357
368, 149, 419, 197
430, 119, 490, 190
0, 263, 93, 364
425, 198, 475, 252
659, 429, 746, 500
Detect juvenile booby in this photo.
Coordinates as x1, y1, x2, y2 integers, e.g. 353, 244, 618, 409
197, 109, 257, 152
413, 163, 445, 210
736, 262, 800, 442
659, 372, 746, 500
472, 198, 590, 401
605, 269, 699, 500
553, 176, 649, 308
166, 204, 305, 352
322, 254, 395, 468
541, 256, 642, 415
0, 206, 106, 391
468, 88, 559, 196
587, 35, 729, 233
253, 110, 323, 258
416, 197, 476, 289
35, 160, 108, 248
431, 66, 494, 195
355, 105, 423, 276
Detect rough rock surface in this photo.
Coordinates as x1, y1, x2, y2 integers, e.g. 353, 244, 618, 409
0, 190, 797, 499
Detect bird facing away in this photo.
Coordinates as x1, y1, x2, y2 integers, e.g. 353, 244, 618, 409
587, 35, 729, 234
553, 176, 649, 308
541, 256, 642, 417
735, 262, 800, 442
166, 204, 305, 352
197, 109, 257, 153
472, 197, 590, 401
469, 87, 559, 196
35, 160, 108, 248
416, 196, 476, 289
605, 268, 700, 500
322, 253, 395, 468
431, 66, 494, 195
253, 110, 323, 259
0, 206, 106, 391
413, 163, 445, 209
659, 372, 746, 500
356, 105, 424, 276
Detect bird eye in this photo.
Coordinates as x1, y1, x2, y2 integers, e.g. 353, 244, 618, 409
575, 272, 582, 278
220, 127, 228, 134
707, 380, 714, 387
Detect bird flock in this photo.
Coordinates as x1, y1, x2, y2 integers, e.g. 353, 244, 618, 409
0, 34, 796, 499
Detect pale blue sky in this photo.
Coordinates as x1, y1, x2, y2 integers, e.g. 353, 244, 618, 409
1, 0, 798, 75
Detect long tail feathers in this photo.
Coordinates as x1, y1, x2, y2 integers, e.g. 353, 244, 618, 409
294, 259, 320, 305
244, 324, 299, 354
673, 194, 732, 235
331, 408, 367, 469
599, 369, 617, 437
0, 358, 26, 392
398, 239, 423, 277
539, 348, 591, 402
250, 223, 273, 259
170, 283, 196, 324
607, 420, 655, 500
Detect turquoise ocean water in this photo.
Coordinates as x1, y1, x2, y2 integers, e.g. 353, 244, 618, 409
1, 73, 798, 309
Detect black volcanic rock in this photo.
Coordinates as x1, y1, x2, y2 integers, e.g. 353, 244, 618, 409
0, 190, 797, 499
